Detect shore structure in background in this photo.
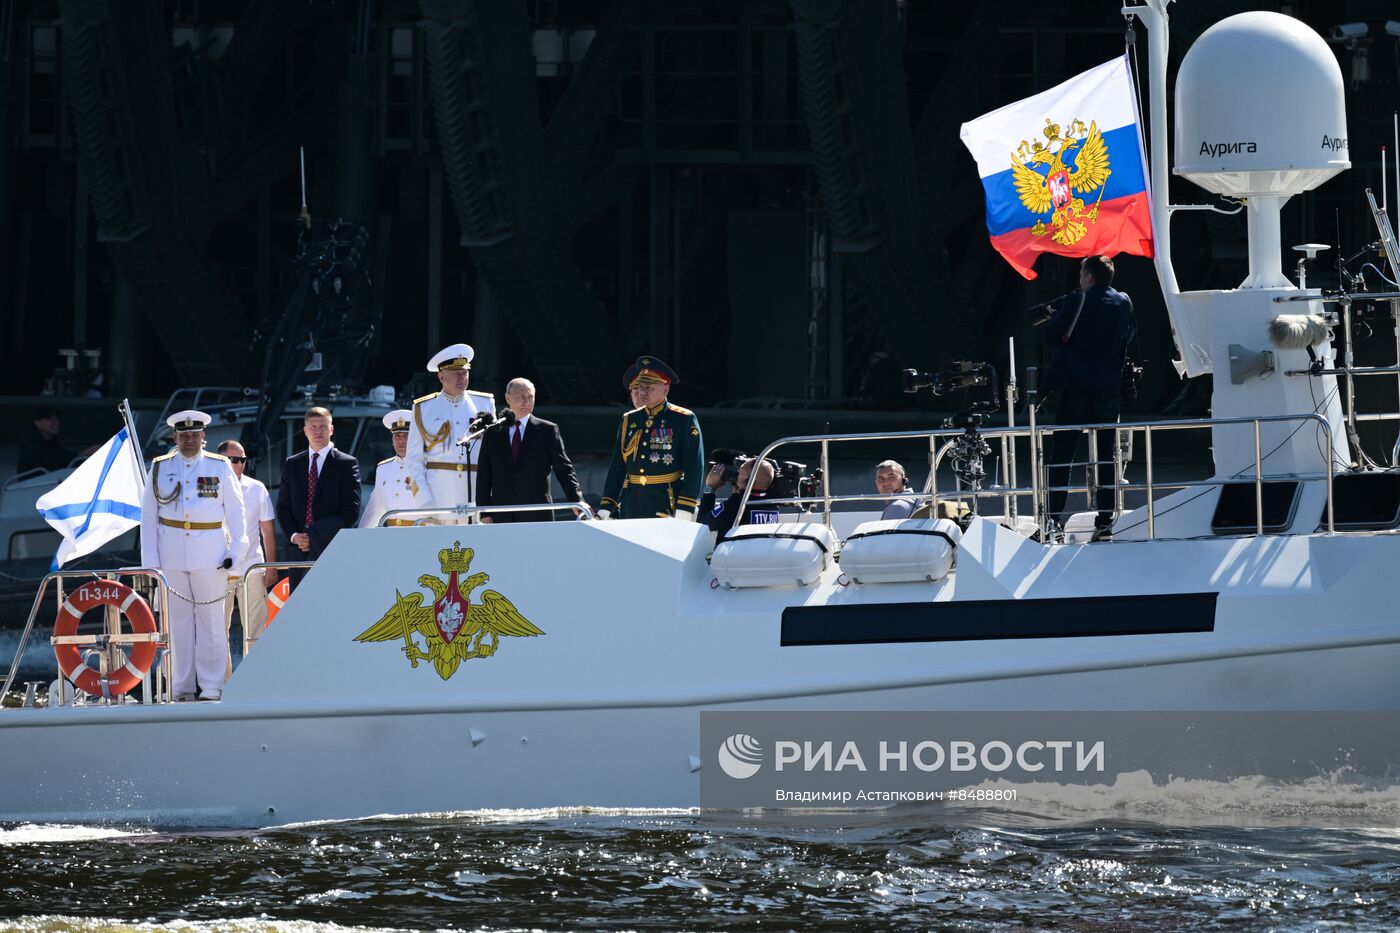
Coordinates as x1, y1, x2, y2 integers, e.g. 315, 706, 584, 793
275, 407, 361, 590
959, 54, 1154, 280
359, 409, 423, 529
477, 378, 584, 524
598, 356, 705, 520
139, 410, 247, 702
217, 439, 277, 672
406, 343, 496, 523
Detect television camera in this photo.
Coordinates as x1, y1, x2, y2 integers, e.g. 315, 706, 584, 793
709, 448, 824, 509
767, 460, 824, 505
903, 360, 1002, 505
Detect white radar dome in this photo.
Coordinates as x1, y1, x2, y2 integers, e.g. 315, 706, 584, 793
1174, 11, 1349, 197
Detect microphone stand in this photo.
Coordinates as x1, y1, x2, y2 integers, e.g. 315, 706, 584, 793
456, 414, 514, 505
456, 424, 492, 448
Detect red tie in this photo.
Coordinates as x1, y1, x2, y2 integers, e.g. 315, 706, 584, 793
511, 425, 522, 464
305, 451, 319, 527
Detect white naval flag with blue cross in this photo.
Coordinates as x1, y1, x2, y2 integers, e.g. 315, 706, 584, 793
35, 427, 145, 569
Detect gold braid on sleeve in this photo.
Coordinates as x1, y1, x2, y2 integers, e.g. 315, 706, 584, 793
415, 404, 451, 451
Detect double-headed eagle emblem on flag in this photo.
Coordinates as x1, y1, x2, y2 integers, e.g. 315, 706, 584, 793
355, 541, 543, 680
1011, 117, 1111, 247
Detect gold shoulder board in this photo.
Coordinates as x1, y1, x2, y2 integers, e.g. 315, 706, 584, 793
378, 456, 396, 465
152, 451, 177, 463
204, 452, 229, 462
414, 391, 440, 405
667, 403, 694, 416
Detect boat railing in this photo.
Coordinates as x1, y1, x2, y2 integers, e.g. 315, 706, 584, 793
1, 467, 59, 494
377, 502, 596, 526
1, 567, 174, 706
236, 561, 315, 656
735, 412, 1336, 541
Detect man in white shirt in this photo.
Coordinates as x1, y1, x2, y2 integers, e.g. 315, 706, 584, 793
406, 343, 495, 522
218, 439, 278, 673
140, 410, 247, 701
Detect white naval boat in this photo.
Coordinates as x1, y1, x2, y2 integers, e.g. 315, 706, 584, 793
3, 3, 1400, 826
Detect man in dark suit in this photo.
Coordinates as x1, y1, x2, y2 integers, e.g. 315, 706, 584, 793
276, 406, 361, 586
477, 378, 583, 523
1042, 255, 1135, 540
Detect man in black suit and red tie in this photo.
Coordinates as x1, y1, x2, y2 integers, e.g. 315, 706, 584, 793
276, 406, 361, 587
477, 378, 583, 523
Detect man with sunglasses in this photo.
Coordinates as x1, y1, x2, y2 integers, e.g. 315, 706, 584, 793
217, 439, 278, 671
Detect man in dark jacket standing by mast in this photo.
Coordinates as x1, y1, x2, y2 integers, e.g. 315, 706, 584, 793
1042, 255, 1135, 540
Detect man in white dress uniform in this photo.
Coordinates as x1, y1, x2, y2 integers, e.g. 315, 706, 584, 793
359, 409, 424, 528
140, 410, 247, 701
406, 343, 495, 522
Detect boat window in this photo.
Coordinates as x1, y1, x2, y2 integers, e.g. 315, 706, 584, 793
8, 529, 62, 560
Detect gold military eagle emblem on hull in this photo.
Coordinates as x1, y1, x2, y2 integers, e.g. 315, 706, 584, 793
355, 541, 543, 680
1012, 117, 1111, 247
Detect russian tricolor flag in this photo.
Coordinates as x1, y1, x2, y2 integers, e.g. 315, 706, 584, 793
960, 55, 1153, 280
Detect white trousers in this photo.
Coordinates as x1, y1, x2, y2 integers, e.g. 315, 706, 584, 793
166, 567, 229, 696
425, 470, 475, 524
223, 573, 269, 681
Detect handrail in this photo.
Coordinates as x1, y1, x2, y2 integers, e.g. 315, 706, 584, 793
2, 567, 173, 704
734, 412, 1337, 541
377, 501, 595, 526
1274, 290, 1400, 303
236, 561, 315, 656
1, 466, 58, 492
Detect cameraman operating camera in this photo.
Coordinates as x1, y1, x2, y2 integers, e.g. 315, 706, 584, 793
1041, 255, 1135, 540
700, 457, 780, 540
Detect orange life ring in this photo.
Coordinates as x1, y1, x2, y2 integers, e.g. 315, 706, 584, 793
51, 580, 157, 698
265, 577, 291, 626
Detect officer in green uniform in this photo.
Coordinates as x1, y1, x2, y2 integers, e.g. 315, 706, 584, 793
598, 356, 705, 520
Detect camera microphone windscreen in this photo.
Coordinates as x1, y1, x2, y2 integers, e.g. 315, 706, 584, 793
1267, 313, 1329, 350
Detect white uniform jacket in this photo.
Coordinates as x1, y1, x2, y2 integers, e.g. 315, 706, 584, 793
358, 456, 423, 528
140, 450, 248, 573
406, 389, 495, 509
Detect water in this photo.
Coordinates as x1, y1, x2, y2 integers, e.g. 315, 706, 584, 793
3, 791, 1400, 932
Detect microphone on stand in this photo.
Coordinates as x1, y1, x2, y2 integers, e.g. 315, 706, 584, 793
457, 409, 516, 446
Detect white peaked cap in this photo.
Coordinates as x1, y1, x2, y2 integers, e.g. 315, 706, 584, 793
427, 343, 475, 373
167, 410, 212, 431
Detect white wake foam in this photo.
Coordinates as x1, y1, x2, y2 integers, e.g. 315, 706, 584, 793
0, 823, 152, 846
957, 769, 1400, 826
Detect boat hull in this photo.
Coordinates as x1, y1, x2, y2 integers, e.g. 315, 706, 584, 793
3, 517, 1399, 826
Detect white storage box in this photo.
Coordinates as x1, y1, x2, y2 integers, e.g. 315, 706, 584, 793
710, 522, 838, 588
1062, 511, 1101, 543
837, 518, 961, 584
